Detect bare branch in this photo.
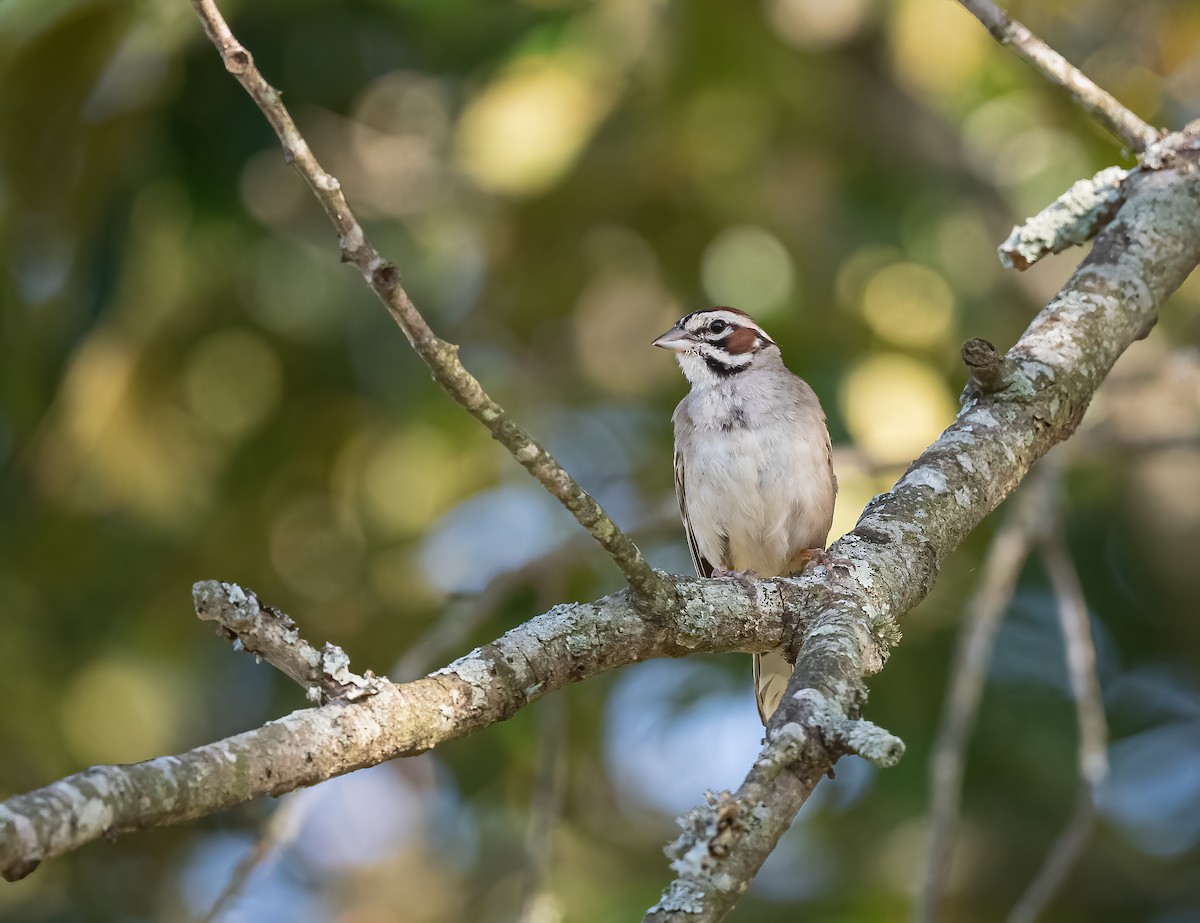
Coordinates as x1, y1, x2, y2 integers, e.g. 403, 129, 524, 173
193, 581, 384, 702
0, 574, 811, 882
6, 26, 1199, 907
999, 167, 1130, 271
955, 0, 1161, 152
1008, 533, 1109, 923
1042, 535, 1108, 795
915, 463, 1061, 922
196, 794, 312, 923
518, 695, 568, 923
645, 140, 1200, 920
5, 143, 1199, 889
1008, 792, 1098, 923
185, 0, 671, 610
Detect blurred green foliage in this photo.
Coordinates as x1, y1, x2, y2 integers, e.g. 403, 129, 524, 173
2, 0, 1199, 920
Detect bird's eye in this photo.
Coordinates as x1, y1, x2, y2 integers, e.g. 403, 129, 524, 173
708, 319, 728, 334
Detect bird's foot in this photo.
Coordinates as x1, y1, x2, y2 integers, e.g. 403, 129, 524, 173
712, 566, 759, 590
789, 547, 852, 576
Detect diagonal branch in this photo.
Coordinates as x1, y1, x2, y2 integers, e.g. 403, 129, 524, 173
5, 9, 1199, 908
1009, 532, 1109, 923
644, 138, 1200, 921
955, 0, 1161, 153
0, 574, 810, 882
186, 0, 671, 610
915, 462, 1061, 922
4, 135, 1198, 895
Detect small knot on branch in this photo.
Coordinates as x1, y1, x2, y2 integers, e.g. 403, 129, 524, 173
224, 47, 251, 75
961, 337, 1009, 395
371, 262, 400, 292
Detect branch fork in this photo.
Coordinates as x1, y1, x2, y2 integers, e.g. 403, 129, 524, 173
3, 0, 1198, 917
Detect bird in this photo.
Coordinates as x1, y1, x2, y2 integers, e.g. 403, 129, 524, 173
653, 307, 837, 724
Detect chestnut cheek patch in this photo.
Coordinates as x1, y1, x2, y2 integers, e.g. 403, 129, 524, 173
725, 327, 759, 355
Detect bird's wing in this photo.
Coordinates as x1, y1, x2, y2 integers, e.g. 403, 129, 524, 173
674, 445, 714, 578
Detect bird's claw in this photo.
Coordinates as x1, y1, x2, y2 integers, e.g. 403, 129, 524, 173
712, 567, 759, 590
790, 547, 853, 576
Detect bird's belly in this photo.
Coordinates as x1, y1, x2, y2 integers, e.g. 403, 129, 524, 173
684, 425, 834, 576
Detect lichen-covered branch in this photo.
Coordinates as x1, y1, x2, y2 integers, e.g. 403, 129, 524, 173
6, 4, 1197, 910
193, 581, 385, 703
643, 139, 1200, 921
0, 574, 810, 882
955, 0, 1160, 152
5, 144, 1199, 894
999, 167, 1130, 270
185, 0, 671, 610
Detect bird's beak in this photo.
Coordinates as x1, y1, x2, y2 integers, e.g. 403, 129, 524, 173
652, 327, 694, 352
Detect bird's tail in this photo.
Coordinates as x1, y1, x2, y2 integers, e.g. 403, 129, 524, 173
753, 651, 793, 725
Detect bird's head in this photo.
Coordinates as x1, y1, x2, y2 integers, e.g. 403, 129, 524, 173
652, 307, 778, 385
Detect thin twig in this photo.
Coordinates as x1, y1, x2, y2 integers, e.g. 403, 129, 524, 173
1008, 791, 1097, 923
1009, 534, 1109, 923
956, 0, 1161, 153
517, 573, 571, 923
518, 694, 567, 923
1041, 534, 1109, 795
915, 464, 1062, 923
196, 794, 312, 923
186, 0, 671, 610
193, 581, 383, 702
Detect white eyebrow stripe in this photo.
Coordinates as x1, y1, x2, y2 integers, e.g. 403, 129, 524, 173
686, 309, 768, 338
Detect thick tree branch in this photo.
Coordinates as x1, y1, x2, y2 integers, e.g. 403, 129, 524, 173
4, 139, 1197, 892
0, 575, 809, 881
4, 148, 1198, 889
5, 4, 1198, 910
955, 0, 1161, 152
644, 143, 1200, 920
185, 0, 671, 610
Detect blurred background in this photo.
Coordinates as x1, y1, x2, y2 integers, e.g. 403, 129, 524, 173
2, 0, 1200, 920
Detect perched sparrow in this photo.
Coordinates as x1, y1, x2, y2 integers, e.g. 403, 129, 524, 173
653, 307, 837, 724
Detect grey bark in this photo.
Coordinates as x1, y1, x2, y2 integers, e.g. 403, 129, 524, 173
644, 142, 1200, 921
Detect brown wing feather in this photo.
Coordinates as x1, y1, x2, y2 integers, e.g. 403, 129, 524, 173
674, 446, 714, 578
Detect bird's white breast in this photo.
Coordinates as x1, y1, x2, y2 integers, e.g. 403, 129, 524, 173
675, 371, 835, 576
